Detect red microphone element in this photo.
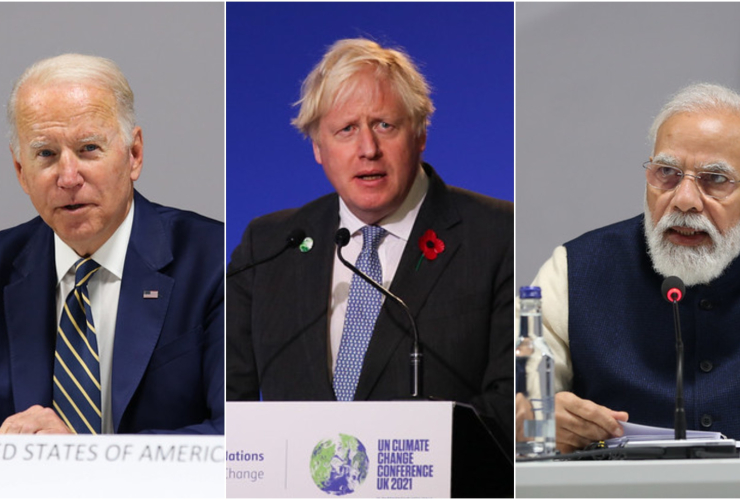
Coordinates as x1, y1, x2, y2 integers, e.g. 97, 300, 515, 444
661, 276, 686, 303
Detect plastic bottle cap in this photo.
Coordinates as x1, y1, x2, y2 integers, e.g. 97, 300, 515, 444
519, 286, 541, 299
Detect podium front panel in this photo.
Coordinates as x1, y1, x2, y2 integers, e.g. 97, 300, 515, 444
226, 401, 454, 498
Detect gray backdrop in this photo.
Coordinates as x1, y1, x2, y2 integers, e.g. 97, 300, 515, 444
0, 3, 224, 225
516, 2, 740, 286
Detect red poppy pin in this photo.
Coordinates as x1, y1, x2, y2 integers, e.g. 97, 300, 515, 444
416, 229, 445, 270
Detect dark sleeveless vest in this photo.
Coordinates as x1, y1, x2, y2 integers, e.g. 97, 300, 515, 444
564, 215, 740, 439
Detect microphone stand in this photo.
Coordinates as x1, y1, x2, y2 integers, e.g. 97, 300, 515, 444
670, 293, 687, 441
227, 229, 306, 278
335, 229, 423, 398
561, 278, 738, 460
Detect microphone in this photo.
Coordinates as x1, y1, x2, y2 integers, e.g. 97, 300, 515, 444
568, 275, 736, 459
661, 276, 686, 440
334, 228, 423, 398
227, 228, 306, 278
662, 276, 685, 303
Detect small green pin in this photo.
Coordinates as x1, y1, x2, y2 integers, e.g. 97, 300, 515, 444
299, 237, 314, 253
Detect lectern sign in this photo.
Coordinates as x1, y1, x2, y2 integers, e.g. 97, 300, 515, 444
226, 401, 454, 498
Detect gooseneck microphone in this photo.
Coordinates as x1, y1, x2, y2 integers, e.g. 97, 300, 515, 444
662, 276, 685, 303
661, 276, 687, 441
335, 228, 423, 398
227, 228, 306, 278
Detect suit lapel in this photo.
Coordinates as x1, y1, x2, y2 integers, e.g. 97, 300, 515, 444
355, 166, 462, 399
110, 193, 174, 431
4, 222, 57, 412
291, 197, 339, 398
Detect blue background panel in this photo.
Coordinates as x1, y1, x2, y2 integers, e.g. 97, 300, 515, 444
227, 2, 514, 257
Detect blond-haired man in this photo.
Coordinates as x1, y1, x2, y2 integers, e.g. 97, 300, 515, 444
227, 39, 513, 439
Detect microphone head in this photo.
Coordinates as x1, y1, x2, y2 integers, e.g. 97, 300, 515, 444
661, 276, 686, 303
335, 228, 351, 248
286, 228, 307, 248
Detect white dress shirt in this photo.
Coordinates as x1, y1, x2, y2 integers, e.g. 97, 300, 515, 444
328, 166, 429, 374
55, 200, 134, 434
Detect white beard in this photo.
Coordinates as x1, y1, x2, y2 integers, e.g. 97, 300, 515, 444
644, 200, 740, 286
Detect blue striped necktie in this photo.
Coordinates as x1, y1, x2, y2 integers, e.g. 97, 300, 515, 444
334, 225, 387, 401
53, 257, 102, 434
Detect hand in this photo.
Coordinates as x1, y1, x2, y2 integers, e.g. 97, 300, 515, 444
516, 393, 534, 443
0, 405, 72, 434
555, 392, 628, 454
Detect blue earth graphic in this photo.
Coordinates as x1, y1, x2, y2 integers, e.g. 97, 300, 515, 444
310, 434, 369, 495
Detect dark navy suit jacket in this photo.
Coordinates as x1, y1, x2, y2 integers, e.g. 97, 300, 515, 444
227, 164, 513, 435
0, 191, 224, 434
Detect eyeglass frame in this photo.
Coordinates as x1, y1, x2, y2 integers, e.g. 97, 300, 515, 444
642, 161, 740, 201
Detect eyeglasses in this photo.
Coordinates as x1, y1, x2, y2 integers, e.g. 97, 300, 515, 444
643, 161, 739, 200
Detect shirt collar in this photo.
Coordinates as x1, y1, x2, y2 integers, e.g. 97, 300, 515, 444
338, 165, 429, 242
54, 198, 135, 284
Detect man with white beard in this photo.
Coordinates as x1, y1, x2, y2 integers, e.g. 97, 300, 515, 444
517, 83, 740, 453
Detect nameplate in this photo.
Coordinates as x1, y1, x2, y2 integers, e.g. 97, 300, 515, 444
0, 434, 224, 497
226, 401, 453, 498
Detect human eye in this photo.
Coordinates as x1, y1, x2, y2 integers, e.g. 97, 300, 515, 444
37, 149, 54, 158
377, 121, 394, 131
655, 165, 680, 179
700, 172, 730, 185
336, 124, 355, 137
81, 144, 100, 153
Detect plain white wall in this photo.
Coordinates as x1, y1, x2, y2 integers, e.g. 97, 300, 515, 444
516, 2, 740, 286
0, 3, 224, 225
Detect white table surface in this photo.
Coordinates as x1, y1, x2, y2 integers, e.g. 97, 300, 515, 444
517, 458, 740, 498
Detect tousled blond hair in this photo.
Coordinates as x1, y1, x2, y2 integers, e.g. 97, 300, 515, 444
292, 38, 434, 140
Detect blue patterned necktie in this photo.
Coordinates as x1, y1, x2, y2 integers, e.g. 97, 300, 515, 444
334, 225, 387, 401
53, 257, 102, 434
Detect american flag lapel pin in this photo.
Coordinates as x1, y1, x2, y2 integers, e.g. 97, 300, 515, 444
143, 290, 159, 299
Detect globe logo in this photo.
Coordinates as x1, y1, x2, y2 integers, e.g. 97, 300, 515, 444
310, 434, 369, 495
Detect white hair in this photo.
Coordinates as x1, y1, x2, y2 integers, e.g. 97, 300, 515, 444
648, 83, 740, 150
7, 53, 136, 156
644, 197, 740, 286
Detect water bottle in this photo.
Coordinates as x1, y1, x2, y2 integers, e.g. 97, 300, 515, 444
516, 286, 556, 457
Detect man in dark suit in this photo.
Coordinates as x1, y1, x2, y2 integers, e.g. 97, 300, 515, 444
227, 39, 513, 434
0, 54, 223, 434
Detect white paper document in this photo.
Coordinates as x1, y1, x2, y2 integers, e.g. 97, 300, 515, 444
603, 421, 725, 447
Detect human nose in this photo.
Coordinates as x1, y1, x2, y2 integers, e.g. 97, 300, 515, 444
671, 174, 704, 213
56, 151, 83, 189
357, 126, 381, 160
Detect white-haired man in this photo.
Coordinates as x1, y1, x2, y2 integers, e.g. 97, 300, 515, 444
0, 54, 223, 435
518, 83, 740, 453
227, 39, 514, 439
